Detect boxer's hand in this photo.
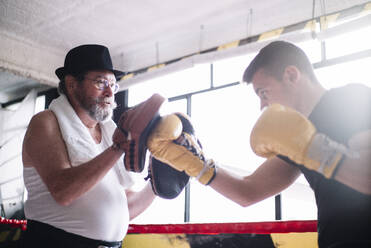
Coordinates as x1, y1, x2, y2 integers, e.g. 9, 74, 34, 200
147, 113, 216, 185
250, 104, 358, 178
112, 124, 128, 151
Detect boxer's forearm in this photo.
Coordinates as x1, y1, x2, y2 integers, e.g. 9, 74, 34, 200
209, 158, 301, 207
127, 183, 156, 220
46, 146, 124, 206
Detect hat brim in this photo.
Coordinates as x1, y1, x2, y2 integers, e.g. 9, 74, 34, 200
112, 70, 125, 80
55, 67, 65, 80
55, 67, 125, 81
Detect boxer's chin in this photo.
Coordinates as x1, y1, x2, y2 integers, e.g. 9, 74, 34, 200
90, 100, 117, 122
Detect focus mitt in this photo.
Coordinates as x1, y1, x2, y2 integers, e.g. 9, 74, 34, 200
112, 93, 165, 172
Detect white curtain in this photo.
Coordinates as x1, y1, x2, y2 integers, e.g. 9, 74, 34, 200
0, 89, 37, 218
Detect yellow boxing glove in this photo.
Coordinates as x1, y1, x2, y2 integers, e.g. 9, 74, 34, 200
147, 113, 216, 185
250, 104, 358, 178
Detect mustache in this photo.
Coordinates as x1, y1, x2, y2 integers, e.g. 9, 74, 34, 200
96, 97, 117, 109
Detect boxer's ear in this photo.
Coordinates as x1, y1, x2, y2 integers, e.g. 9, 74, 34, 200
65, 75, 78, 92
283, 65, 301, 86
64, 75, 82, 99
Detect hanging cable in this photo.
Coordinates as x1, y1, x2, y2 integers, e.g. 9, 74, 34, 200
311, 0, 317, 39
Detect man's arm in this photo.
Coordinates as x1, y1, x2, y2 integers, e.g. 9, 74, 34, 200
334, 130, 371, 195
147, 112, 301, 206
209, 157, 301, 207
128, 158, 300, 220
22, 110, 125, 206
126, 183, 156, 220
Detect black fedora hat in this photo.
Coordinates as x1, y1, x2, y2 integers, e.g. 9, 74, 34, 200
55, 44, 125, 80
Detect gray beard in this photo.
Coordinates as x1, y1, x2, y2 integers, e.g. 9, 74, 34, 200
88, 100, 117, 122
73, 87, 117, 122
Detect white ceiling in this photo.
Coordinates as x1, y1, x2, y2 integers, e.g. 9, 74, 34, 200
0, 0, 370, 104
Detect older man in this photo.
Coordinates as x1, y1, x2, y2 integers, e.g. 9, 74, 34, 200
21, 44, 156, 248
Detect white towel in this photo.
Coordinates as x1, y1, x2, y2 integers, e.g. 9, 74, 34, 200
49, 94, 133, 189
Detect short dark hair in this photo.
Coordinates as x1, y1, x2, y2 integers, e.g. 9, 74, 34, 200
242, 40, 318, 84
57, 72, 86, 95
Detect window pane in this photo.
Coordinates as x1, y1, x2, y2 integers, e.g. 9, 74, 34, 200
190, 181, 275, 222
130, 183, 185, 224
128, 64, 210, 106
189, 84, 316, 222
192, 84, 262, 171
296, 39, 322, 64
131, 188, 187, 224
162, 98, 187, 116
281, 182, 317, 220
130, 100, 188, 224
190, 84, 274, 222
213, 53, 256, 87
315, 56, 371, 89
325, 25, 371, 59
212, 39, 321, 88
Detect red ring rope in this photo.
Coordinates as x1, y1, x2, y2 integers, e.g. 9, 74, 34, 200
1, 218, 317, 234
0, 217, 27, 230
127, 220, 317, 234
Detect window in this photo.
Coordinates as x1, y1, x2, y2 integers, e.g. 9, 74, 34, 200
212, 53, 257, 87
128, 64, 210, 106
128, 21, 371, 224
190, 85, 276, 222
325, 25, 371, 59
315, 56, 371, 89
296, 39, 322, 63
129, 61, 318, 224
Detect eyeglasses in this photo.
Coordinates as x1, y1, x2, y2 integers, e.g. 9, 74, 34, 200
85, 77, 120, 93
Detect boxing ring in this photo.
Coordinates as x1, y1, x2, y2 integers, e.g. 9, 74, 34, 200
0, 217, 318, 247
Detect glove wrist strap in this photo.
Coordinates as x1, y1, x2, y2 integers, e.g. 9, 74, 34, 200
307, 133, 360, 178
197, 159, 217, 185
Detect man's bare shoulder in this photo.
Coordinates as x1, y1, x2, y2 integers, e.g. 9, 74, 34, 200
29, 109, 57, 126
23, 109, 69, 168
24, 110, 60, 151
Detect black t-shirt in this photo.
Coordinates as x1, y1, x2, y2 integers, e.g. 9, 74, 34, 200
281, 84, 371, 247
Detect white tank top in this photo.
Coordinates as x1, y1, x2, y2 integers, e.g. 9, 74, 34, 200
23, 138, 130, 241
23, 95, 133, 242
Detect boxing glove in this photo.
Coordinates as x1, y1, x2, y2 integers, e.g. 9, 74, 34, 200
147, 113, 216, 185
250, 104, 357, 178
